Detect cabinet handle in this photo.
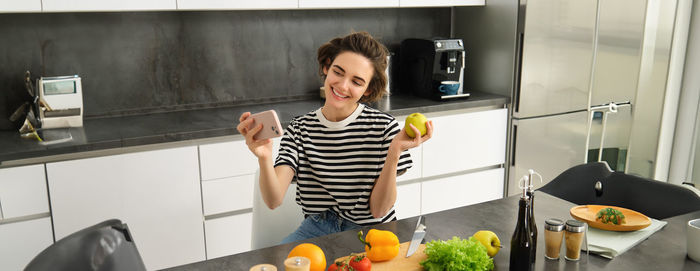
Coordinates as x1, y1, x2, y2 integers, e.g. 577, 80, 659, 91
0, 197, 4, 220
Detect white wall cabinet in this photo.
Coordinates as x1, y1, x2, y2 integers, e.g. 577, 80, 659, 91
400, 0, 484, 7
421, 167, 504, 214
0, 217, 54, 270
0, 0, 41, 12
299, 0, 398, 9
177, 0, 297, 10
46, 146, 204, 270
422, 108, 507, 177
41, 0, 176, 12
2, 0, 486, 12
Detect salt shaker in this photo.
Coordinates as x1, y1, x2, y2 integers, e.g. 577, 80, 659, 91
564, 220, 586, 261
544, 218, 564, 260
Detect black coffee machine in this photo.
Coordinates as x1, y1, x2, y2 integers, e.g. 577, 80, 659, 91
398, 38, 469, 100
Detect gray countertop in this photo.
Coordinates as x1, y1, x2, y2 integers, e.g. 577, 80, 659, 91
164, 192, 700, 271
0, 92, 508, 166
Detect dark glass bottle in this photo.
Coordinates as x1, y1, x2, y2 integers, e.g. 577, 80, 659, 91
510, 189, 534, 271
527, 172, 538, 264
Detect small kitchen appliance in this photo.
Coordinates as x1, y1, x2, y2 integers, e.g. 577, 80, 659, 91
399, 38, 469, 100
37, 75, 83, 128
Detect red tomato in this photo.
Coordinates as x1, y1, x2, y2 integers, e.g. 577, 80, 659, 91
327, 262, 349, 271
349, 255, 371, 271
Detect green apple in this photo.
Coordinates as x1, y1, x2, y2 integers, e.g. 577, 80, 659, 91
404, 113, 428, 138
473, 230, 501, 257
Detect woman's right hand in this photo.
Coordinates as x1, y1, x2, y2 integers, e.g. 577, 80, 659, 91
237, 112, 273, 160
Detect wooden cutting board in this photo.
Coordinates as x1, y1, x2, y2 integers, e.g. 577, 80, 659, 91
334, 242, 426, 271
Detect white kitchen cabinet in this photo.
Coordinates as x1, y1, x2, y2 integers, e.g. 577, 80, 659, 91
299, 0, 398, 9
46, 146, 204, 270
421, 168, 504, 214
41, 0, 176, 12
422, 108, 507, 177
0, 0, 41, 12
400, 0, 484, 7
204, 212, 253, 259
395, 182, 421, 220
0, 165, 53, 271
0, 164, 49, 219
177, 0, 297, 10
199, 140, 258, 181
202, 175, 254, 216
0, 217, 54, 271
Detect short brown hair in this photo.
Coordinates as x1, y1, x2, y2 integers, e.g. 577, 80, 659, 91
317, 31, 388, 103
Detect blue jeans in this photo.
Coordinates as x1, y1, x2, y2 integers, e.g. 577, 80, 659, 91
281, 210, 361, 244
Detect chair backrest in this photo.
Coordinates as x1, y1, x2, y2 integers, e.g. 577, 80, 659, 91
538, 162, 614, 204
25, 219, 146, 271
251, 170, 304, 250
539, 162, 700, 219
597, 172, 700, 219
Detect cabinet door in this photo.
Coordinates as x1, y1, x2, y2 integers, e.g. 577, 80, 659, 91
47, 146, 204, 270
202, 175, 254, 216
395, 182, 420, 220
0, 164, 49, 219
422, 109, 507, 177
421, 168, 504, 214
204, 212, 253, 259
177, 0, 297, 10
299, 0, 398, 8
200, 140, 258, 181
400, 0, 484, 7
42, 0, 176, 12
0, 217, 54, 271
0, 0, 41, 12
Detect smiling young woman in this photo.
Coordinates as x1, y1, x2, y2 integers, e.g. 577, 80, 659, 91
237, 31, 434, 244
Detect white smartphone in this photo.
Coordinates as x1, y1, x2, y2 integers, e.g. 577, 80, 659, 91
248, 110, 283, 140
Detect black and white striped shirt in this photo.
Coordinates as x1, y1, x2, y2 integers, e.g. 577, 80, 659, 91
274, 104, 413, 226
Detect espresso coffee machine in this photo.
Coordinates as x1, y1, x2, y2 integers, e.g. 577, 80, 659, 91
399, 38, 469, 100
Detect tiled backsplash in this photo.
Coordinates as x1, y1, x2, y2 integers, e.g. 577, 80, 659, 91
0, 8, 449, 129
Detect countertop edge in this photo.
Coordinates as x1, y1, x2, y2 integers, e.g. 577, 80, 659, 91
0, 92, 509, 167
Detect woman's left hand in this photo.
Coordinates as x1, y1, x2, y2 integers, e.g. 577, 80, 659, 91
390, 120, 434, 152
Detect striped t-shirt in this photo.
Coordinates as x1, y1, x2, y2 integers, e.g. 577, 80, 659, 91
274, 104, 413, 226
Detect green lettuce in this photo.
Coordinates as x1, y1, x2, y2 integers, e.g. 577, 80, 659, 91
420, 236, 494, 271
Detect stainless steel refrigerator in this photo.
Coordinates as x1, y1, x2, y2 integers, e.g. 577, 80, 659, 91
506, 0, 678, 195
455, 0, 677, 196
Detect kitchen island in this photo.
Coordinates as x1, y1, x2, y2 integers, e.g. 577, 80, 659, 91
165, 192, 700, 271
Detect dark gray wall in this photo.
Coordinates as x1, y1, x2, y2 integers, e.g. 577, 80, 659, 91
0, 8, 450, 127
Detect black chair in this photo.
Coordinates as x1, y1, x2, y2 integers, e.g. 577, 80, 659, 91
539, 162, 700, 220
25, 219, 146, 271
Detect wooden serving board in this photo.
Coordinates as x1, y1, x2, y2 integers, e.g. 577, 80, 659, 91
570, 205, 651, 231
334, 242, 426, 271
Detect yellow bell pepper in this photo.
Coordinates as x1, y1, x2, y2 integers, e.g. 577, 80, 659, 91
357, 229, 400, 262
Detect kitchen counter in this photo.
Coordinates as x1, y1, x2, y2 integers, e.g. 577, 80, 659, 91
0, 92, 507, 166
165, 192, 700, 271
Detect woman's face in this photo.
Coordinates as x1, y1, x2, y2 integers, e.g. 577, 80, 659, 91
323, 51, 374, 111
